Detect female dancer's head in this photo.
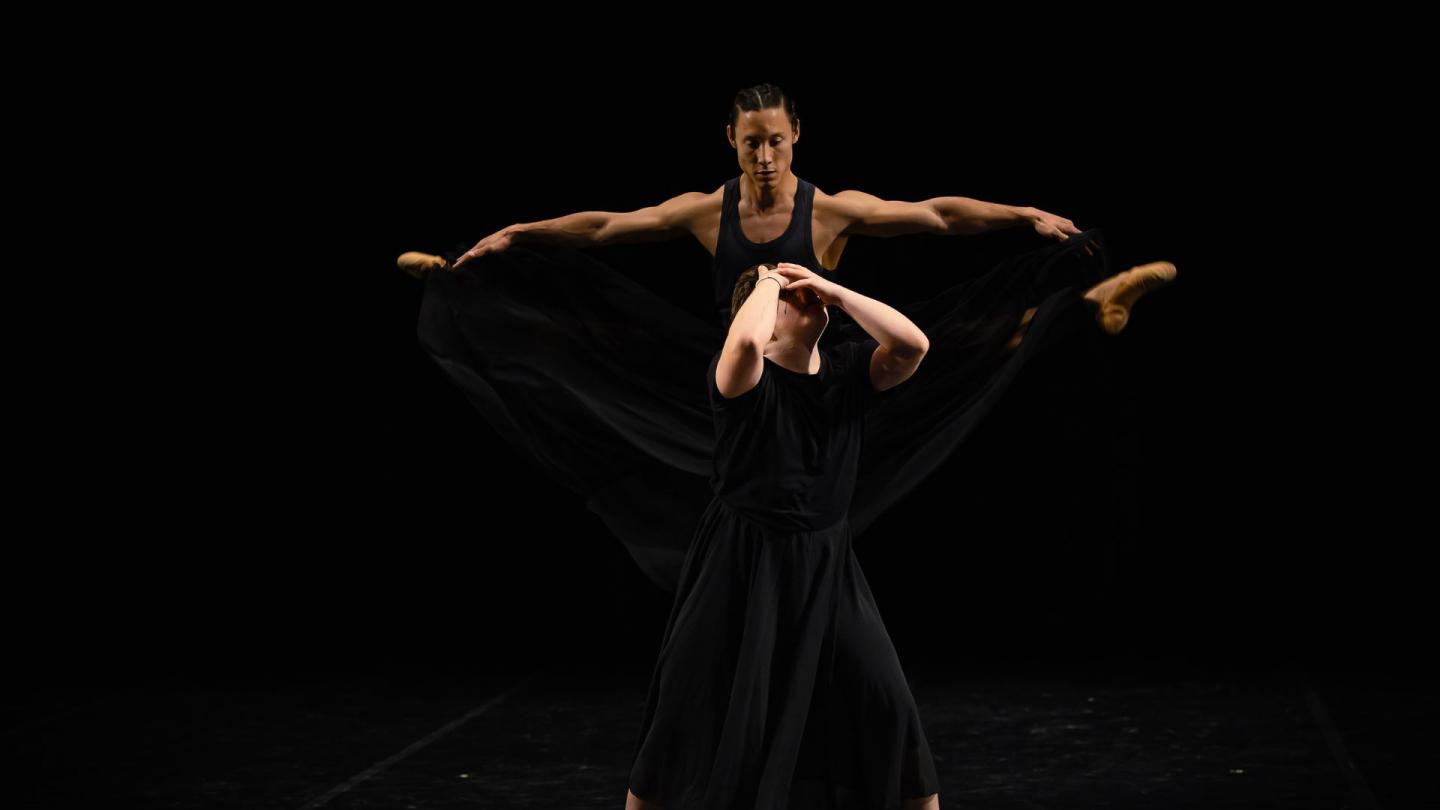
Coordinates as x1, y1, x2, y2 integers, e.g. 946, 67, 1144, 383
726, 83, 799, 190
731, 263, 828, 347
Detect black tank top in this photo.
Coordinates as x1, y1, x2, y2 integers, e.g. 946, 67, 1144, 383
712, 174, 818, 329
706, 337, 879, 532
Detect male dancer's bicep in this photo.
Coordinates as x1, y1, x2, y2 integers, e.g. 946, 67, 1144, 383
595, 191, 709, 246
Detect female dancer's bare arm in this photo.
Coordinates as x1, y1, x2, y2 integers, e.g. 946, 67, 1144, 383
774, 264, 928, 393
715, 266, 786, 399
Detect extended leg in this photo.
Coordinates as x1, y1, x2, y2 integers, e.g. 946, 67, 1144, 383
1006, 305, 1039, 351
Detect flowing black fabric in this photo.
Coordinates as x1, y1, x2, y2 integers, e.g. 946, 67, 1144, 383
627, 337, 939, 809
415, 224, 1113, 596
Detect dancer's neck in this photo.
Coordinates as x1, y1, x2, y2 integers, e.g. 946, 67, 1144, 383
764, 337, 820, 374
741, 171, 795, 213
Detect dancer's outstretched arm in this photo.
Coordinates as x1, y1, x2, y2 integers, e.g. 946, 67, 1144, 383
451, 190, 711, 268
827, 188, 1086, 244
774, 265, 928, 393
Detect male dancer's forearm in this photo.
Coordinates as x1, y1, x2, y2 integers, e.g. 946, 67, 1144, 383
929, 197, 1036, 236
834, 288, 928, 357
507, 212, 609, 247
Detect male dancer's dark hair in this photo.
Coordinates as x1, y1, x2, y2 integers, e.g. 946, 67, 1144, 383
728, 83, 799, 132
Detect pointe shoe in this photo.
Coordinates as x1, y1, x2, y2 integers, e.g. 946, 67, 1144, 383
1093, 260, 1177, 335
396, 251, 449, 279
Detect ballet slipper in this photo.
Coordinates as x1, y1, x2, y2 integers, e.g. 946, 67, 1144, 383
396, 251, 450, 279
1092, 260, 1178, 335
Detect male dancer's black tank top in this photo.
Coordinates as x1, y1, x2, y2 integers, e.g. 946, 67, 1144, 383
711, 174, 818, 328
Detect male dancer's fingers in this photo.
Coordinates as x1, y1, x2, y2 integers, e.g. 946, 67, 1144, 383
454, 248, 480, 269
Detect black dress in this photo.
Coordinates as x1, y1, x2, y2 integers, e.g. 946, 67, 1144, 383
626, 338, 939, 809
414, 173, 1113, 596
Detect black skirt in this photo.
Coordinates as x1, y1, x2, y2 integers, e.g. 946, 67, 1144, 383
627, 496, 939, 810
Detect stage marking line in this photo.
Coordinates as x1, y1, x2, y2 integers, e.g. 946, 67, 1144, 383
294, 674, 538, 810
1299, 674, 1379, 810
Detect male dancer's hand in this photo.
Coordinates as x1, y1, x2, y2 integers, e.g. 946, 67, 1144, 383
772, 263, 844, 308
452, 225, 518, 270
1026, 207, 1095, 256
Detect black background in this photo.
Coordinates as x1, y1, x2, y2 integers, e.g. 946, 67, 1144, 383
25, 47, 1415, 694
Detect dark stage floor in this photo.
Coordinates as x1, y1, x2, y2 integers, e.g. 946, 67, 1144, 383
5, 645, 1427, 809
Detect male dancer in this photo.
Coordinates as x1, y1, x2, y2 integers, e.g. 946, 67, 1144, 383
402, 83, 1173, 336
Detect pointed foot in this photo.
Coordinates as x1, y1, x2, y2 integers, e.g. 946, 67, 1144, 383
396, 251, 449, 280
1090, 260, 1177, 335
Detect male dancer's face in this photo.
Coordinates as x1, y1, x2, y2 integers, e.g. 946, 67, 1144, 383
728, 106, 799, 188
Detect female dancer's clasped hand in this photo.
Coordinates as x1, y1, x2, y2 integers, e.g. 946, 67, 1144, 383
772, 262, 843, 308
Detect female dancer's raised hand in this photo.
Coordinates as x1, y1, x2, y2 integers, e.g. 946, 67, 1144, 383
772, 262, 844, 307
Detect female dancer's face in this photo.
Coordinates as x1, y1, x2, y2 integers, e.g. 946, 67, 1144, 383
772, 285, 827, 342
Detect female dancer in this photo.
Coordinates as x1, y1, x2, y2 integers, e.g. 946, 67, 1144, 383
626, 261, 941, 810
